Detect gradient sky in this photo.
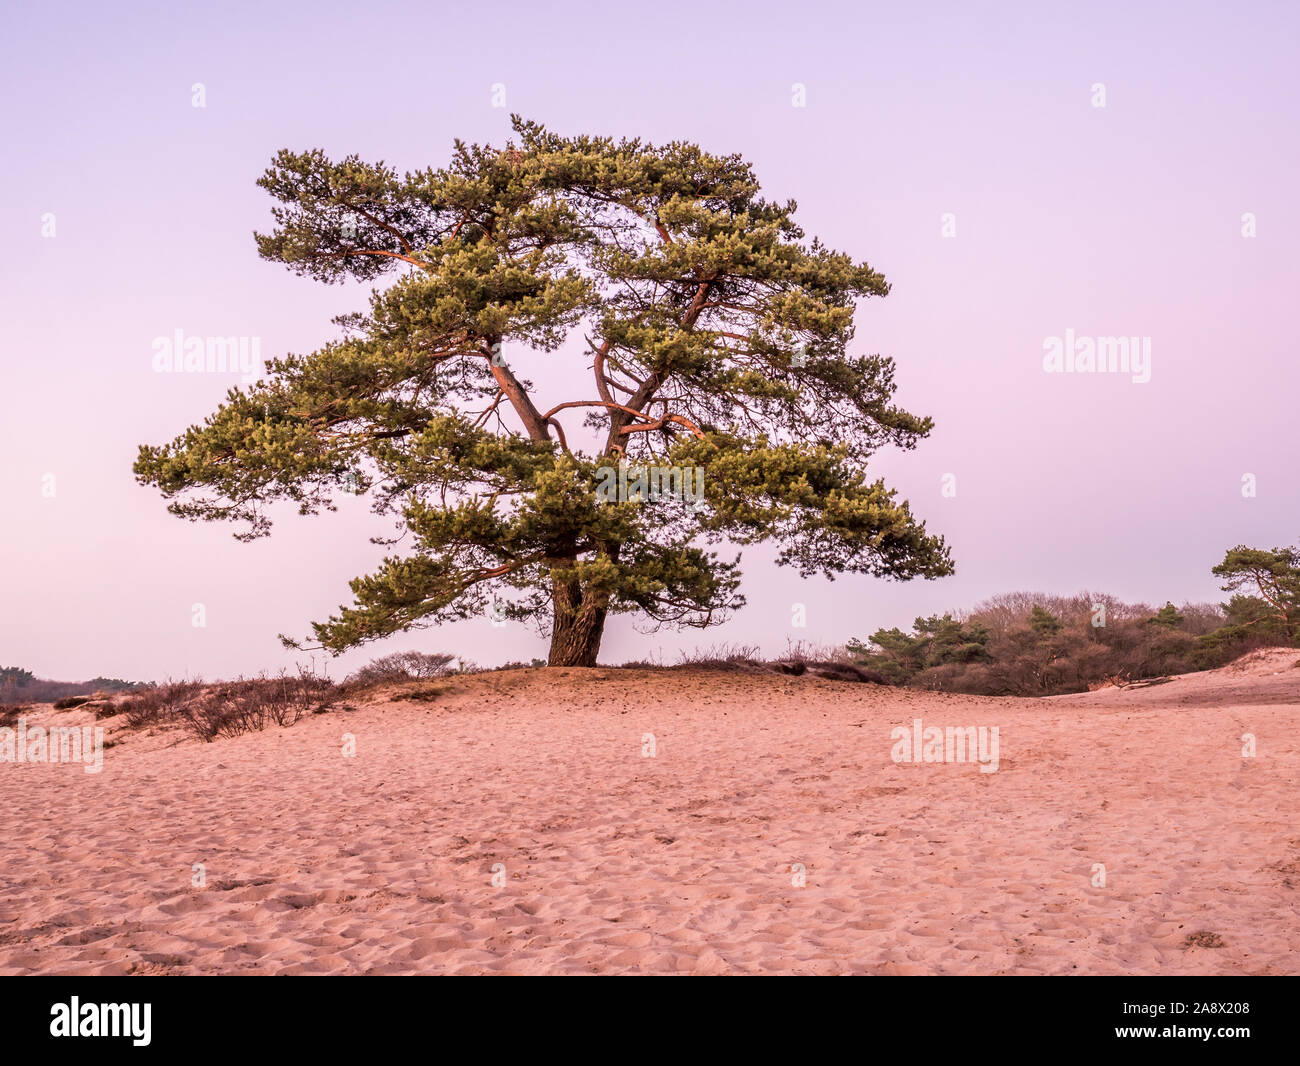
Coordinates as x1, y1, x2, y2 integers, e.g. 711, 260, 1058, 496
2, 0, 1297, 681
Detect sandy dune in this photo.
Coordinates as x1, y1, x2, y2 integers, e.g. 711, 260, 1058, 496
2, 650, 1297, 975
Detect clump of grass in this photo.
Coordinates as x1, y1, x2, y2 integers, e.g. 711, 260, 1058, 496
672, 643, 763, 671
490, 659, 546, 671
392, 684, 446, 703
780, 639, 851, 664
1183, 930, 1225, 949
52, 695, 94, 710
615, 652, 664, 669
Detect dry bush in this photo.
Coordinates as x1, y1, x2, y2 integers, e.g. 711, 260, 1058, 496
177, 672, 337, 742
0, 704, 31, 728
118, 680, 207, 729
343, 651, 457, 687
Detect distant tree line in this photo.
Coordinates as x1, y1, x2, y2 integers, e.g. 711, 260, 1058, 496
847, 541, 1300, 696
0, 669, 141, 705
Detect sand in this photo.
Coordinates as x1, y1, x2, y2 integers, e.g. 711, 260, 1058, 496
2, 649, 1297, 975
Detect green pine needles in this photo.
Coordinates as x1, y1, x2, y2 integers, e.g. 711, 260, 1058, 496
135, 117, 953, 666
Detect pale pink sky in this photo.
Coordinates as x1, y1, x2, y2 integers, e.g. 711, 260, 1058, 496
2, 0, 1297, 681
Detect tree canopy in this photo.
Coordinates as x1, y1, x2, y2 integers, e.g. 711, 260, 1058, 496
135, 117, 952, 665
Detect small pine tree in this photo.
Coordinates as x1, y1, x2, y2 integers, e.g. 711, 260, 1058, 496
1147, 602, 1185, 628
1028, 605, 1063, 637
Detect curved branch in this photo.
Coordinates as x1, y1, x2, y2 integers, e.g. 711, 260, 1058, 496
545, 416, 571, 454
619, 413, 707, 440
541, 399, 659, 423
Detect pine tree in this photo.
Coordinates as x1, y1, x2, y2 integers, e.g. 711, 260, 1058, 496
135, 118, 953, 666
1212, 543, 1300, 632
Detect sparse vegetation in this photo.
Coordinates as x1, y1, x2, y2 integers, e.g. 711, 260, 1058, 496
672, 644, 763, 671
116, 673, 337, 741
176, 674, 338, 741
0, 704, 30, 728
1183, 930, 1225, 949
118, 680, 208, 729
392, 684, 446, 702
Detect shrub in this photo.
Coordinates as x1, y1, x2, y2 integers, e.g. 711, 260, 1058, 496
846, 614, 991, 687
177, 672, 337, 742
343, 651, 456, 687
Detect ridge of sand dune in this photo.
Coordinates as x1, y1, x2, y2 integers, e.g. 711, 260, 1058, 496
2, 659, 1297, 974
1047, 646, 1300, 710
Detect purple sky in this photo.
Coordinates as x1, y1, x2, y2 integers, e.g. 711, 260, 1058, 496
3, 0, 1297, 681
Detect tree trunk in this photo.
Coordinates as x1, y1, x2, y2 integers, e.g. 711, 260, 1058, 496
547, 568, 608, 667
